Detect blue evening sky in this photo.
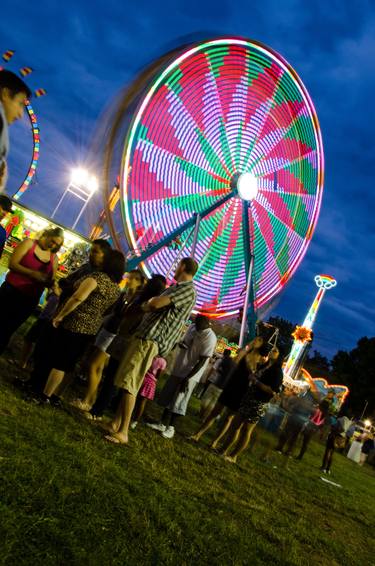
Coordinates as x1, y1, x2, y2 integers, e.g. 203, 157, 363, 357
1, 0, 374, 359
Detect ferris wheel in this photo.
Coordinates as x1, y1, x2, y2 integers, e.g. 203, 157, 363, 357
103, 37, 324, 325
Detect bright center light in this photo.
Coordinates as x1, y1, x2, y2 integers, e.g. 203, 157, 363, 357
71, 168, 88, 186
364, 419, 372, 428
70, 168, 98, 193
237, 172, 258, 201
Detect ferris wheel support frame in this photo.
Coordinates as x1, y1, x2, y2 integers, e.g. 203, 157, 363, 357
126, 187, 256, 339
239, 200, 256, 347
191, 213, 201, 259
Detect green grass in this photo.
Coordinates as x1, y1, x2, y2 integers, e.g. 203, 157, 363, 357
1, 344, 374, 566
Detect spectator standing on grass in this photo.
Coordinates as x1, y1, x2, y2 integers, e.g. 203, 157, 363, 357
275, 392, 315, 457
27, 238, 112, 395
321, 417, 350, 474
102, 257, 197, 445
19, 280, 62, 369
86, 274, 166, 421
0, 227, 64, 355
0, 194, 13, 256
296, 401, 328, 461
0, 70, 32, 192
41, 250, 125, 406
199, 349, 235, 421
71, 269, 145, 411
147, 315, 216, 439
189, 336, 266, 448
59, 238, 111, 303
220, 347, 283, 464
360, 435, 374, 466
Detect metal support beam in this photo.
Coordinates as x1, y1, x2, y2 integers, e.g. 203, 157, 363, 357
239, 253, 255, 348
191, 213, 201, 259
239, 201, 256, 347
127, 190, 236, 270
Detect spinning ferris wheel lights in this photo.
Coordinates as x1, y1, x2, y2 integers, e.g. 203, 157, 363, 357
103, 37, 325, 330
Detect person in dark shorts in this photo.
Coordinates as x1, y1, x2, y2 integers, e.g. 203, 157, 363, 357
221, 347, 283, 463
200, 349, 235, 420
189, 336, 266, 448
41, 250, 125, 405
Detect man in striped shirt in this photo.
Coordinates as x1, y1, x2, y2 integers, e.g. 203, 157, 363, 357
104, 257, 198, 445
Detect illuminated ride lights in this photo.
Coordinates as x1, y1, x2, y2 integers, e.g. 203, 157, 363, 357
105, 37, 324, 319
283, 274, 337, 381
13, 101, 40, 201
299, 369, 349, 409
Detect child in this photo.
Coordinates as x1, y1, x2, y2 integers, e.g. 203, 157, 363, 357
130, 356, 167, 429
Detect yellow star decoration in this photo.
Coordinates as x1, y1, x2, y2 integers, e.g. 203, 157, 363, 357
292, 326, 313, 343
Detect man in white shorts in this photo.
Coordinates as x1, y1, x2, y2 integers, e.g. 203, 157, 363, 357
148, 315, 217, 439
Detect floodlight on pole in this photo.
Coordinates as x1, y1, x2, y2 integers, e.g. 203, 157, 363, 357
51, 167, 98, 231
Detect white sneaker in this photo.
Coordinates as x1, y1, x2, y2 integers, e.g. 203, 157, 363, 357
146, 422, 166, 432
162, 426, 175, 439
130, 421, 138, 430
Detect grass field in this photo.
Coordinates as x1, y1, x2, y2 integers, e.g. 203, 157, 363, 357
1, 337, 374, 566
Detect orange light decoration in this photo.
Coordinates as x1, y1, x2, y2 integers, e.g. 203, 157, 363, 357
299, 369, 350, 408
109, 186, 120, 212
292, 325, 313, 343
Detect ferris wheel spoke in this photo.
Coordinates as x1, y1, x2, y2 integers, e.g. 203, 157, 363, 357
256, 150, 317, 187
257, 187, 313, 231
237, 64, 286, 171
204, 53, 239, 172
134, 138, 229, 191
194, 199, 239, 257
163, 85, 231, 179
192, 200, 237, 267
196, 65, 237, 176
255, 195, 306, 250
194, 204, 244, 304
248, 106, 317, 176
251, 202, 286, 280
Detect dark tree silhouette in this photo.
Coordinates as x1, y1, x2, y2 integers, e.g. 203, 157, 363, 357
331, 337, 375, 416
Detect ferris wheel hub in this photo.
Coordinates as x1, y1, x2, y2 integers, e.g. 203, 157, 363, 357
237, 172, 258, 201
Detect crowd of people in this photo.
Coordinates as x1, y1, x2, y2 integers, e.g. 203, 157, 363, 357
0, 69, 369, 472
0, 227, 353, 473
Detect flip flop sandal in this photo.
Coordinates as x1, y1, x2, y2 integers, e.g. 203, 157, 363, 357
104, 434, 122, 444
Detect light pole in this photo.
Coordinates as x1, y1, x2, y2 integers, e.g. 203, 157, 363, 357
360, 400, 368, 421
51, 168, 98, 231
